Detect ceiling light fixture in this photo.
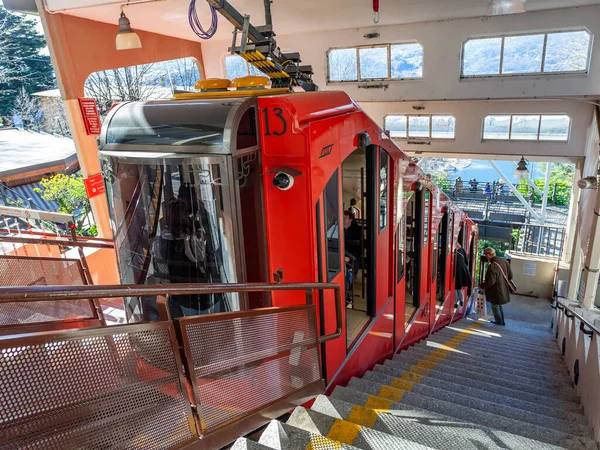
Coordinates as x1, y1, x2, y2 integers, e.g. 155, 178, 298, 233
514, 157, 530, 180
487, 0, 526, 16
116, 6, 142, 50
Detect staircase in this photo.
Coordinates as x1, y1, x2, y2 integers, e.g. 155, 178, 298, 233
232, 317, 599, 450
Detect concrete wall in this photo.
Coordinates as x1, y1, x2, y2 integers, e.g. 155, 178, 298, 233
202, 5, 600, 102
510, 254, 557, 298
360, 100, 593, 161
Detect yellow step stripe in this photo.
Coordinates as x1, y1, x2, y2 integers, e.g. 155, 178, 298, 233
391, 377, 415, 391
401, 371, 424, 383
325, 419, 362, 445
347, 404, 380, 428
364, 395, 393, 410
408, 365, 430, 376
307, 435, 342, 450
377, 385, 405, 402
416, 360, 437, 370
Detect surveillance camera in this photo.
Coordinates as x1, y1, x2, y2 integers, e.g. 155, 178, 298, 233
577, 176, 598, 190
273, 172, 294, 191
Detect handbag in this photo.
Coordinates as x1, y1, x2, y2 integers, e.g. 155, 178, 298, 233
494, 262, 517, 294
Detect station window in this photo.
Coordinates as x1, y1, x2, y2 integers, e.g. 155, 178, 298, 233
324, 170, 341, 282
224, 54, 263, 79
462, 29, 592, 77
84, 57, 201, 117
385, 115, 456, 139
483, 114, 571, 142
328, 42, 423, 82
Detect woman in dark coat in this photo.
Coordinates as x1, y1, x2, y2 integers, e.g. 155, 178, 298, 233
479, 247, 513, 325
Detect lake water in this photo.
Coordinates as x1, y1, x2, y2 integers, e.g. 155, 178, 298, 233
422, 158, 546, 184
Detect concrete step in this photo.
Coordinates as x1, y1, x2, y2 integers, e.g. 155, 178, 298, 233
231, 438, 273, 450
286, 406, 435, 450
257, 419, 361, 450
314, 393, 566, 450
458, 318, 555, 338
431, 327, 561, 353
392, 353, 579, 402
372, 363, 587, 424
361, 370, 591, 437
346, 377, 597, 450
413, 340, 563, 372
382, 359, 583, 411
428, 330, 562, 357
384, 355, 579, 403
407, 343, 568, 377
395, 351, 571, 387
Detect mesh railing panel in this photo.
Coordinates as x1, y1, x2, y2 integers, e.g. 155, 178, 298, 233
0, 256, 86, 286
180, 306, 321, 433
0, 256, 94, 326
0, 299, 95, 326
0, 324, 196, 449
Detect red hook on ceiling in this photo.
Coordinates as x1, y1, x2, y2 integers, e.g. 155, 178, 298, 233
373, 0, 380, 23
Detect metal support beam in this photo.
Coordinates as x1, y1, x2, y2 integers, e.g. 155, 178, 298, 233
510, 161, 543, 197
488, 160, 541, 222
206, 0, 266, 43
540, 162, 552, 225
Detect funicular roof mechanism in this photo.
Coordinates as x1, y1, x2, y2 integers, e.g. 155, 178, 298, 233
194, 0, 318, 92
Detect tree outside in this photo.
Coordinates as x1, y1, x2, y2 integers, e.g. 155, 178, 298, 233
34, 174, 97, 236
0, 4, 54, 121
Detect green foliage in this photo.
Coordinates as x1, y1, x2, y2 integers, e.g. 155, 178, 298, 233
0, 5, 54, 118
477, 238, 510, 258
514, 163, 574, 206
34, 174, 96, 236
428, 171, 450, 189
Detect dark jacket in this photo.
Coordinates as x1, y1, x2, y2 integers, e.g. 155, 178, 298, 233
480, 256, 513, 305
454, 248, 471, 292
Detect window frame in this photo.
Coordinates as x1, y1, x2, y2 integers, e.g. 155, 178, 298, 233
327, 42, 424, 83
384, 114, 457, 140
323, 170, 342, 283
482, 113, 572, 142
461, 28, 593, 78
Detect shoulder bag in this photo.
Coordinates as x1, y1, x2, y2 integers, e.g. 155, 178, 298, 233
493, 262, 517, 294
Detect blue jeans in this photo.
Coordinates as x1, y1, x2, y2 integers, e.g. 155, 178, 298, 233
490, 303, 505, 325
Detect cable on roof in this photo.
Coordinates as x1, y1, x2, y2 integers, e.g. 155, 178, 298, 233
189, 0, 218, 40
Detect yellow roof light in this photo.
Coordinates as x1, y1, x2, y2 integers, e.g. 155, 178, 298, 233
195, 78, 231, 91
231, 76, 270, 89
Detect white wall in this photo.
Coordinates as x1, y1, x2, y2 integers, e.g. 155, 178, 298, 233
201, 5, 600, 102
360, 100, 594, 161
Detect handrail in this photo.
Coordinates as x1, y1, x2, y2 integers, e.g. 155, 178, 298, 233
0, 234, 114, 249
556, 299, 600, 337
0, 282, 343, 343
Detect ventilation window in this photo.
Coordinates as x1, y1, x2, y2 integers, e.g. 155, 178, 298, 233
462, 29, 592, 77
385, 115, 456, 140
328, 42, 423, 82
224, 54, 263, 79
483, 114, 571, 142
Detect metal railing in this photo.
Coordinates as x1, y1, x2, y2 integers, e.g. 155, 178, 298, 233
553, 299, 600, 337
437, 179, 566, 206
511, 223, 565, 258
0, 282, 342, 343
0, 281, 342, 449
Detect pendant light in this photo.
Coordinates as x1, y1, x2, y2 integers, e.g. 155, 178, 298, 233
487, 0, 526, 16
514, 157, 530, 180
116, 7, 142, 50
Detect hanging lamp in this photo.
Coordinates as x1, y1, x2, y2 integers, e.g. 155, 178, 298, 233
116, 7, 142, 50
514, 157, 530, 180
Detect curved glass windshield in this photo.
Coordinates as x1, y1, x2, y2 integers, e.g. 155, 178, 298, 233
101, 154, 240, 321
105, 99, 243, 147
